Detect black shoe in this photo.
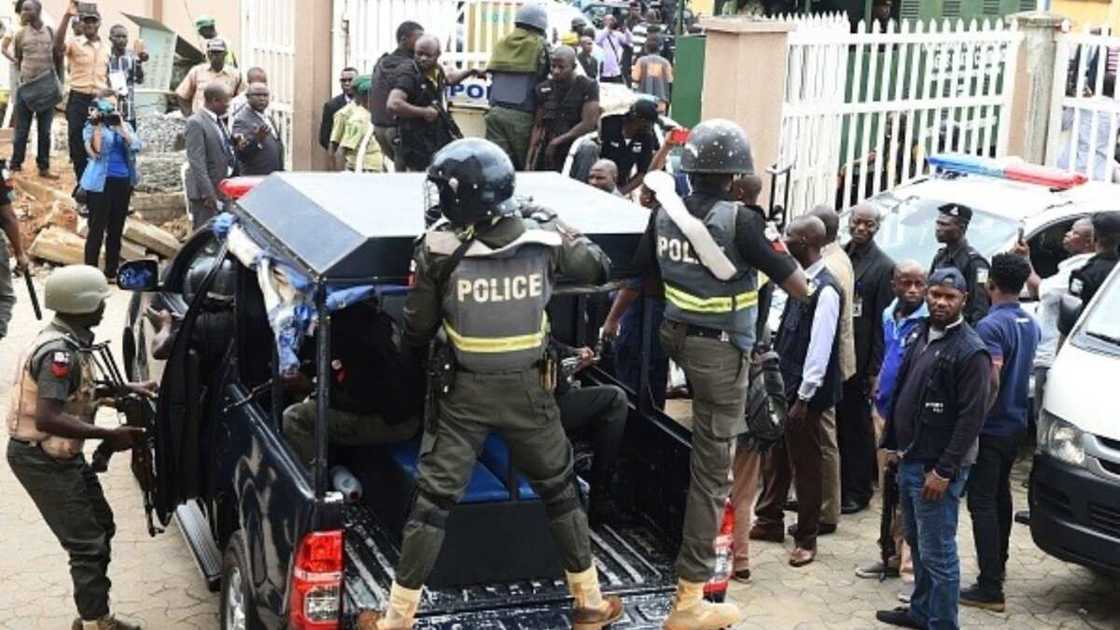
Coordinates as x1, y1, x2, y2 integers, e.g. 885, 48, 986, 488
841, 499, 868, 515
1014, 510, 1031, 525
9, 164, 21, 172
732, 568, 751, 583
787, 522, 837, 536
783, 499, 799, 512
876, 607, 923, 628
960, 585, 1005, 612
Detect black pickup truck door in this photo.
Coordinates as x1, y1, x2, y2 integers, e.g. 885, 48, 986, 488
150, 244, 232, 526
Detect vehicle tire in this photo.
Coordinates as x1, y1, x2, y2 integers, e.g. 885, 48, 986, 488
220, 535, 261, 630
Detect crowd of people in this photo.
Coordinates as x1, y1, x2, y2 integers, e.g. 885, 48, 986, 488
1, 0, 285, 276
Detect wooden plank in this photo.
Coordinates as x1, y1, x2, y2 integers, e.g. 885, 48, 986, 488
30, 226, 147, 266
123, 219, 180, 258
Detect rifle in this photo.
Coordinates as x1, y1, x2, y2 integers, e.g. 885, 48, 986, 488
86, 342, 163, 536
879, 457, 901, 581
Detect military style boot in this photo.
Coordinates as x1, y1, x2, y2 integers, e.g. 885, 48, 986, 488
662, 579, 743, 630
71, 614, 142, 630
567, 566, 624, 629
355, 582, 422, 630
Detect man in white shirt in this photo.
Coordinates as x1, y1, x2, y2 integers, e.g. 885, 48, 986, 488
1017, 217, 1095, 412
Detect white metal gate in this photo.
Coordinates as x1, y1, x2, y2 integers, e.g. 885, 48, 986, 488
241, 0, 296, 170
778, 15, 1021, 215
1047, 27, 1120, 183
331, 0, 531, 78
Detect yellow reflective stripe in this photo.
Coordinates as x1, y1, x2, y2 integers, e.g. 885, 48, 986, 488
664, 285, 758, 314
443, 316, 548, 353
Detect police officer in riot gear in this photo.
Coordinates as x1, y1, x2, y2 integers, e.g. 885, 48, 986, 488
485, 3, 551, 169
528, 47, 601, 171
7, 265, 152, 630
930, 202, 991, 325
634, 119, 810, 630
1069, 210, 1120, 317
357, 138, 621, 630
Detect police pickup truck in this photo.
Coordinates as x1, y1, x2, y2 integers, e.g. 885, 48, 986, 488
116, 172, 710, 629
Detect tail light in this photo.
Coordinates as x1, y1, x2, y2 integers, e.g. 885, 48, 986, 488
290, 530, 343, 629
704, 499, 734, 601
218, 176, 265, 201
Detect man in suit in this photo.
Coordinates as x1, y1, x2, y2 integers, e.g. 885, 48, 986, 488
839, 203, 895, 514
184, 83, 236, 230
319, 67, 357, 151
233, 82, 283, 175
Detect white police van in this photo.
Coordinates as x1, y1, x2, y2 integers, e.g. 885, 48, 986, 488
1031, 263, 1120, 576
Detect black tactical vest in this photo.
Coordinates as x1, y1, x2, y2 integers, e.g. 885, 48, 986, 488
774, 267, 844, 411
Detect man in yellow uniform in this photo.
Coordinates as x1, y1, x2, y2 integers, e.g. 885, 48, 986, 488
330, 74, 384, 173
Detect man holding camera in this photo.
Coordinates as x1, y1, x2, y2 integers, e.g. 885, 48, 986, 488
55, 1, 110, 183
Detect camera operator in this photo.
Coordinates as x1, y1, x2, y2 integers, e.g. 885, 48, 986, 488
80, 89, 142, 283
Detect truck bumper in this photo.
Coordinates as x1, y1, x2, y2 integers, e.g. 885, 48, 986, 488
1029, 453, 1120, 576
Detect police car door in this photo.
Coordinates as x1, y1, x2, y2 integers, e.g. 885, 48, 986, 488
151, 243, 233, 525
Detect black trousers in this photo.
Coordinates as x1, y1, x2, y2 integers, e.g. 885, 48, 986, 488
557, 384, 628, 495
11, 97, 54, 171
85, 177, 132, 278
966, 433, 1019, 595
67, 91, 96, 182
838, 377, 876, 506
7, 441, 115, 620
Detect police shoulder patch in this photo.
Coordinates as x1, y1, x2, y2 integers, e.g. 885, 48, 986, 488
50, 351, 72, 378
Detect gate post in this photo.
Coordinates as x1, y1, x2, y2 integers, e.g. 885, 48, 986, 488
1008, 12, 1066, 163
699, 17, 793, 207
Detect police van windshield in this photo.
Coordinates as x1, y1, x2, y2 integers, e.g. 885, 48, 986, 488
841, 196, 1020, 265
1078, 271, 1120, 353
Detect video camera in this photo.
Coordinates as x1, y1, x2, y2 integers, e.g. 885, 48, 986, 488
88, 98, 122, 127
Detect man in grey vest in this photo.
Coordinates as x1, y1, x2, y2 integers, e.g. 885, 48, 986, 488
357, 138, 621, 630
634, 119, 810, 630
484, 3, 551, 170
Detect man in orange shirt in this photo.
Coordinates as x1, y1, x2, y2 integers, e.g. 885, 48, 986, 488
54, 0, 109, 183
176, 39, 244, 117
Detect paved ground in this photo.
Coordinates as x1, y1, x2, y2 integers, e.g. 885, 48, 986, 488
1, 284, 1117, 629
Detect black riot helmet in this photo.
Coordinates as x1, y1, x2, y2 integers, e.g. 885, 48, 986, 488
427, 138, 517, 228
680, 118, 755, 175
184, 254, 236, 309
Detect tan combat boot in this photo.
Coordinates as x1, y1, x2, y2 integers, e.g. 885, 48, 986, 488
567, 566, 624, 629
662, 579, 743, 630
72, 614, 142, 630
355, 582, 422, 630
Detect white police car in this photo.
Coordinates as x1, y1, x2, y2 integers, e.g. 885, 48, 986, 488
838, 154, 1117, 282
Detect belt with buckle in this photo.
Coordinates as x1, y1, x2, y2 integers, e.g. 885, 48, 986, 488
684, 324, 731, 342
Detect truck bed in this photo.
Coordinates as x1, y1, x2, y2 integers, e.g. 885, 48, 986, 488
340, 503, 676, 628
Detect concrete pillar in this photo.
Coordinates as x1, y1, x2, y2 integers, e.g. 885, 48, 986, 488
698, 17, 793, 207
1007, 11, 1066, 164
293, 0, 334, 170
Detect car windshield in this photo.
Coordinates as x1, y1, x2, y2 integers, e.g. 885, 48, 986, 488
839, 196, 1020, 265
1079, 272, 1120, 351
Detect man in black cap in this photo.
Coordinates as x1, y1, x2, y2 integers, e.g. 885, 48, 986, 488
876, 267, 992, 630
1069, 210, 1120, 315
600, 99, 660, 195
929, 202, 991, 325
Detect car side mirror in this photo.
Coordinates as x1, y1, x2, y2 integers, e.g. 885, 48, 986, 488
117, 259, 160, 292
1057, 293, 1083, 337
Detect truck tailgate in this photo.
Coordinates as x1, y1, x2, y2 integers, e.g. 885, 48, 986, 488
340, 505, 676, 628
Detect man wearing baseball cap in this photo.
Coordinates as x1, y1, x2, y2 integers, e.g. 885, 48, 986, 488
929, 202, 991, 325
176, 37, 243, 116
876, 266, 992, 630
195, 15, 237, 67
599, 98, 660, 195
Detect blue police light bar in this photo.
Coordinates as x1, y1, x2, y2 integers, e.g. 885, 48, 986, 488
927, 153, 1005, 178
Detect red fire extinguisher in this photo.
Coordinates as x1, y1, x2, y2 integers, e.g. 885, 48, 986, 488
704, 499, 734, 602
